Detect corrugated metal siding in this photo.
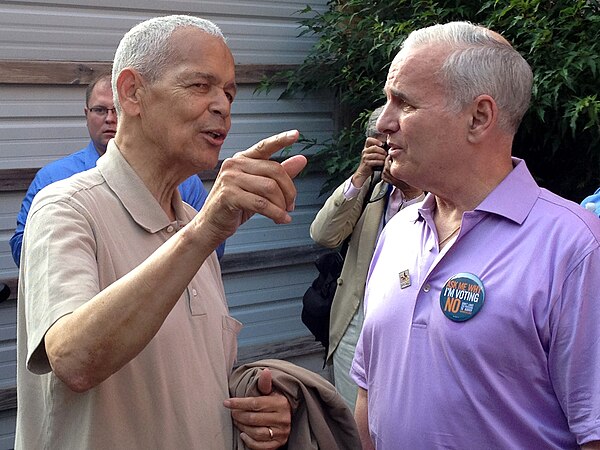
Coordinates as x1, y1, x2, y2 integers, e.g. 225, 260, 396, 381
0, 82, 332, 332
225, 173, 326, 346
0, 1, 323, 64
0, 1, 332, 447
0, 409, 15, 450
0, 84, 333, 167
0, 85, 89, 169
0, 193, 25, 272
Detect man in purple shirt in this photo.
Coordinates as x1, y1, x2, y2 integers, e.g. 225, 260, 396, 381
351, 22, 600, 449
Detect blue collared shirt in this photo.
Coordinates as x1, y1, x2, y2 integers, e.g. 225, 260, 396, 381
10, 141, 224, 266
581, 187, 600, 216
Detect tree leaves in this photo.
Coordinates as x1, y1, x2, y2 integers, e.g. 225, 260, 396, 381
263, 0, 600, 200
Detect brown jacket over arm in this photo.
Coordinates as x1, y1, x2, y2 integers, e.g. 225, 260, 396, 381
229, 359, 361, 450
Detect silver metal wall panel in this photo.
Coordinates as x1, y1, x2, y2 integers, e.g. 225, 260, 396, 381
0, 82, 331, 272
0, 193, 24, 281
224, 263, 317, 347
0, 85, 332, 168
0, 85, 89, 169
0, 409, 16, 450
0, 1, 325, 64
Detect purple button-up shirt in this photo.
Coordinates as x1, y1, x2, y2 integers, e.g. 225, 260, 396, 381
352, 158, 600, 449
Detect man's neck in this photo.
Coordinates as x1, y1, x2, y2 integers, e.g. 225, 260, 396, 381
112, 136, 179, 221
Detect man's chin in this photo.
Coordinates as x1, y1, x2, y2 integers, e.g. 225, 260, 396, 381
100, 137, 114, 148
193, 154, 220, 173
388, 161, 405, 181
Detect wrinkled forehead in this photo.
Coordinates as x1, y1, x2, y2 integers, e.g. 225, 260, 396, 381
168, 27, 235, 79
386, 44, 448, 89
171, 27, 232, 60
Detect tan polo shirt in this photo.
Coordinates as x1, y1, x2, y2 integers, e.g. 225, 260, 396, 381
16, 141, 242, 449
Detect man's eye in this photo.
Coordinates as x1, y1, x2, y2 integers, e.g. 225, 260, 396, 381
90, 107, 107, 114
399, 101, 414, 112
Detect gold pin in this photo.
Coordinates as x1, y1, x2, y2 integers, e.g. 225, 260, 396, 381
399, 269, 411, 289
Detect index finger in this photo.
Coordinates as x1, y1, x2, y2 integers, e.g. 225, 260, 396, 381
240, 130, 300, 161
365, 136, 385, 147
224, 395, 272, 413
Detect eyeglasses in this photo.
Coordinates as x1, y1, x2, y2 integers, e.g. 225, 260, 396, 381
87, 106, 117, 117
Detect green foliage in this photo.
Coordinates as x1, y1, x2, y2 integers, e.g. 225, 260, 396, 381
260, 0, 600, 199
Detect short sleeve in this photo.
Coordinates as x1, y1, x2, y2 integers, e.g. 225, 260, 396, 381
21, 195, 100, 374
350, 330, 368, 390
548, 247, 600, 444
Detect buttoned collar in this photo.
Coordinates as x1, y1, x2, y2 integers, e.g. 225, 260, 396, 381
97, 141, 190, 233
417, 158, 539, 225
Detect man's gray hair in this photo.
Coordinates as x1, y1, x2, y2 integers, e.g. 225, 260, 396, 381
366, 106, 386, 138
111, 15, 225, 115
400, 21, 532, 134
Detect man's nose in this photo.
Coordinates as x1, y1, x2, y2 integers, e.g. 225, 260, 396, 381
376, 105, 398, 135
210, 92, 231, 118
106, 109, 117, 122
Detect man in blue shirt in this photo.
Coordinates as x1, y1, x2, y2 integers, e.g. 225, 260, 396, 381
581, 188, 600, 216
10, 73, 224, 266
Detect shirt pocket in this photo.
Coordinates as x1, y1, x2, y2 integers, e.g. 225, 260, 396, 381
222, 315, 243, 374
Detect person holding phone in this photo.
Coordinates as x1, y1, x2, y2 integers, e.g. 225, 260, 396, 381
309, 106, 424, 411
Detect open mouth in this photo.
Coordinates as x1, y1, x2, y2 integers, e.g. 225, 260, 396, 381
204, 130, 227, 146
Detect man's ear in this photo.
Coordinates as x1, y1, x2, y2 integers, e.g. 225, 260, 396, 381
467, 95, 497, 143
116, 68, 144, 116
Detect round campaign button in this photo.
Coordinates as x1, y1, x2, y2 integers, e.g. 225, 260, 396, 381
439, 273, 485, 322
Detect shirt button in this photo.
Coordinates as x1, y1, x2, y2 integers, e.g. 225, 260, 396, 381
337, 278, 343, 286
192, 289, 198, 296
166, 225, 174, 233
423, 284, 431, 293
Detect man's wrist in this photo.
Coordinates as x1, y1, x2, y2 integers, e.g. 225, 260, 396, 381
351, 173, 368, 190
343, 177, 363, 199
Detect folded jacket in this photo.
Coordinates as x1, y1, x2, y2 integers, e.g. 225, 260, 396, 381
229, 359, 361, 450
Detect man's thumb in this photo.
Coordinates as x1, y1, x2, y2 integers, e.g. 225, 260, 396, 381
281, 155, 307, 179
257, 368, 273, 395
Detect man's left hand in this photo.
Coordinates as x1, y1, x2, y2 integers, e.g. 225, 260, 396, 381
224, 368, 291, 449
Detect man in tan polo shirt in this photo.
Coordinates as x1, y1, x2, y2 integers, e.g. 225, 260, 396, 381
16, 15, 306, 450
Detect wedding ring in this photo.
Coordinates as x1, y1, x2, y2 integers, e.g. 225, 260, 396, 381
268, 427, 274, 439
